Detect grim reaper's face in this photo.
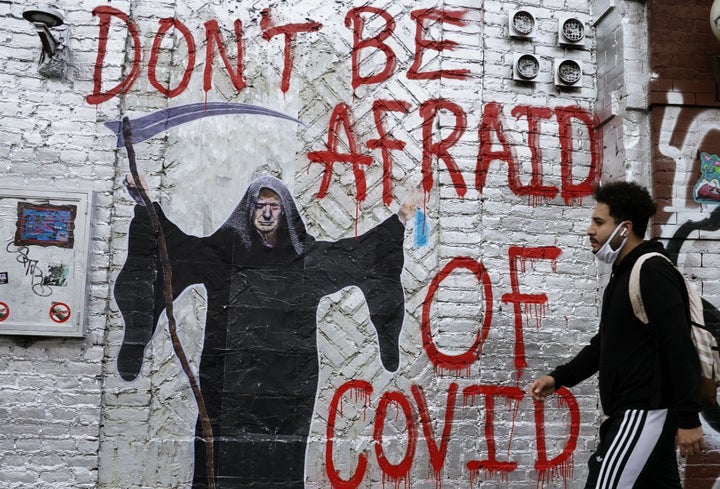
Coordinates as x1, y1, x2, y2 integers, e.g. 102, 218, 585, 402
253, 188, 283, 243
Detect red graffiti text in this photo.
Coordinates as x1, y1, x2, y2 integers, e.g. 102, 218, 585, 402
86, 6, 473, 104
308, 101, 601, 206
325, 380, 580, 488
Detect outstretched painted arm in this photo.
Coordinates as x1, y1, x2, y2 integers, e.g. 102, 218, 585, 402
114, 203, 202, 381
356, 217, 406, 372
307, 214, 406, 372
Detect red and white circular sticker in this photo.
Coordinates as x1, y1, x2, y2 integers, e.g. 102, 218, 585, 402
49, 302, 71, 323
0, 302, 9, 322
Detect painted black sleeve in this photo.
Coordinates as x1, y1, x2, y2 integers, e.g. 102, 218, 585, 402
640, 257, 702, 429
305, 214, 406, 372
549, 331, 601, 389
114, 203, 206, 381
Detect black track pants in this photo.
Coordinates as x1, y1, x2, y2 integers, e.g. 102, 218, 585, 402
585, 409, 681, 489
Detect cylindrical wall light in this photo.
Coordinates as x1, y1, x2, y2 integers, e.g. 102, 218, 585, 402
712, 0, 720, 41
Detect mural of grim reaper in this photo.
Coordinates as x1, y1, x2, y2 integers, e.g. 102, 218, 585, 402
114, 175, 410, 488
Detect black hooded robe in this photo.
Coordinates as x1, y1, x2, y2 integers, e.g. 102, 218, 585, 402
114, 176, 406, 488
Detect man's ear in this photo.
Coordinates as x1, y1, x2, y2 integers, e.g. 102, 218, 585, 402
620, 221, 632, 237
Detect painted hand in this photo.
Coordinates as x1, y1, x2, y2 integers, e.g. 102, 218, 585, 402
397, 185, 424, 225
124, 174, 148, 206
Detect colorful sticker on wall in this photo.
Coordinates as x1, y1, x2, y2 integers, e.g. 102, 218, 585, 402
43, 264, 69, 287
49, 302, 70, 323
15, 202, 77, 248
0, 302, 9, 322
694, 152, 720, 204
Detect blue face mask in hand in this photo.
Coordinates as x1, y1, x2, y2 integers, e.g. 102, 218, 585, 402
593, 222, 629, 265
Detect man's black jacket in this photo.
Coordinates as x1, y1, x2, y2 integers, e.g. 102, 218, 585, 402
551, 241, 702, 428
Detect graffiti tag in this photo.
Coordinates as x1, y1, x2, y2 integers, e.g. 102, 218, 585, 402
5, 241, 52, 297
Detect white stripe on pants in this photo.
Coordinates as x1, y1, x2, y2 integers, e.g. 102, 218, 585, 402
595, 409, 667, 489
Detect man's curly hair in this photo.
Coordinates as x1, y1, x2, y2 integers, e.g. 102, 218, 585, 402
593, 181, 657, 238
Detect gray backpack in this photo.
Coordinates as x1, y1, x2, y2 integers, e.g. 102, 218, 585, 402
629, 252, 720, 408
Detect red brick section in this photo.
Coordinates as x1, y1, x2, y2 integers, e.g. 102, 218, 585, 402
648, 0, 720, 107
650, 110, 720, 230
685, 451, 720, 489
648, 0, 720, 228
649, 4, 720, 486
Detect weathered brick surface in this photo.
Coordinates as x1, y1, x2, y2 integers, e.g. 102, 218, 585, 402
0, 0, 717, 488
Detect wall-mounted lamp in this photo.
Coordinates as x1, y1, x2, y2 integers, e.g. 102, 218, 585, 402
509, 9, 537, 39
711, 0, 720, 41
513, 53, 540, 81
554, 59, 582, 87
23, 7, 64, 60
557, 15, 586, 47
710, 0, 720, 100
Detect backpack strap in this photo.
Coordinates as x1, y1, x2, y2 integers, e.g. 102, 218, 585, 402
629, 251, 720, 406
628, 252, 669, 325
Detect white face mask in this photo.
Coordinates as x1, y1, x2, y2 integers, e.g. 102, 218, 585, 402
593, 222, 629, 264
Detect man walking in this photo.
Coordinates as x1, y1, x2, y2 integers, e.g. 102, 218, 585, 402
529, 181, 705, 488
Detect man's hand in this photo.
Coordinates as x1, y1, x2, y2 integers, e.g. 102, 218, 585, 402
677, 427, 706, 457
528, 375, 557, 402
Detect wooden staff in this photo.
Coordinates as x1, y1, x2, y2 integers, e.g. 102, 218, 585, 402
121, 117, 216, 489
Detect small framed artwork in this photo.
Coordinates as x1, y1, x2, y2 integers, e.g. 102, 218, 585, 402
0, 187, 93, 337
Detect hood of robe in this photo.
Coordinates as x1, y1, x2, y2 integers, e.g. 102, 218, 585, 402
220, 176, 307, 256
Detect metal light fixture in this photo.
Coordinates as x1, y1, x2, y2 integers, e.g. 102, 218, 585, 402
557, 15, 586, 47
554, 59, 582, 87
509, 9, 537, 38
710, 0, 720, 100
711, 0, 720, 41
513, 53, 540, 81
23, 7, 64, 62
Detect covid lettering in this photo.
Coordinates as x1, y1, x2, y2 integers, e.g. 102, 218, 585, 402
325, 246, 577, 487
326, 381, 579, 488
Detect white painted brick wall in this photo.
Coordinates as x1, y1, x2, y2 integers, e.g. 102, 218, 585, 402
1, 0, 697, 488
